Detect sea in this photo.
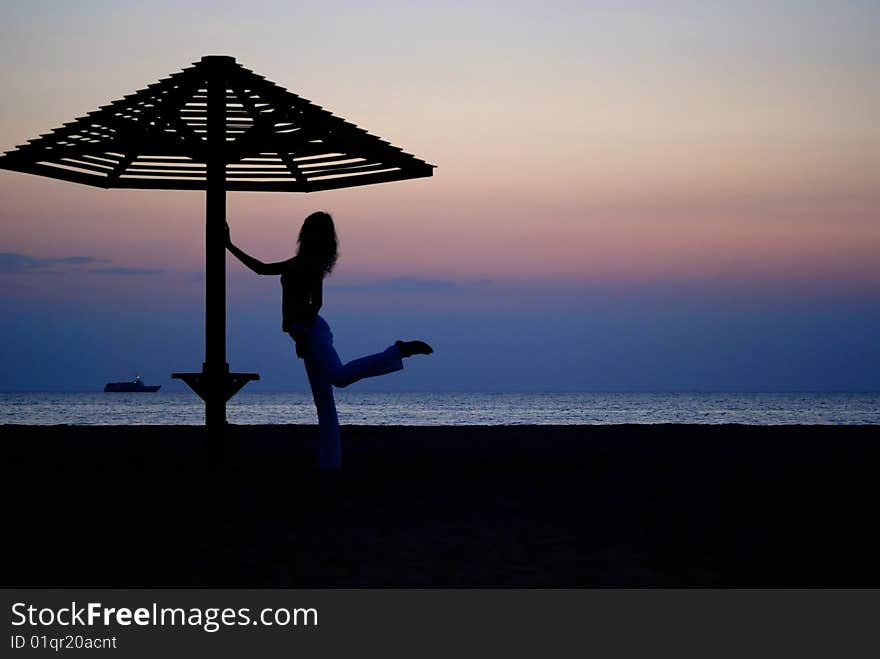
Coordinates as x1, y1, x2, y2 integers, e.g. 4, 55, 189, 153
0, 391, 878, 426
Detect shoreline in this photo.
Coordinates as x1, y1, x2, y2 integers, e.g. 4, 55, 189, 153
4, 424, 878, 587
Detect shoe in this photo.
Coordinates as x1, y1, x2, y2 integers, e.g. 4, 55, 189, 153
395, 340, 434, 357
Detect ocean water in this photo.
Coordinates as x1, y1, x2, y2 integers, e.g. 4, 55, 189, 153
0, 391, 877, 426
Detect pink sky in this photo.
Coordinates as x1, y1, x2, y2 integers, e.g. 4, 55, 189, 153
1, 1, 879, 292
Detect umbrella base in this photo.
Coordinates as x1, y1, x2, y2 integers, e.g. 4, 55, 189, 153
172, 365, 259, 427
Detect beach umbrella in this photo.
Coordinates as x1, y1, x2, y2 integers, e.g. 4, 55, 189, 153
0, 55, 434, 431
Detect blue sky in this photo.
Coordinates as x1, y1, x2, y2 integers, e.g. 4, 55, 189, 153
1, 259, 877, 391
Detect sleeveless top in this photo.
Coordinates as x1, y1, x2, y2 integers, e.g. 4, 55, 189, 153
280, 257, 323, 332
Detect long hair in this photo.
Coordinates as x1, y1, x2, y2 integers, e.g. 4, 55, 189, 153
296, 211, 338, 276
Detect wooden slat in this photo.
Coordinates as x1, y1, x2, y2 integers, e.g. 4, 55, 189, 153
135, 156, 195, 162
125, 165, 206, 173
8, 161, 110, 187
180, 119, 254, 127
78, 154, 123, 166
303, 166, 432, 192
130, 158, 204, 166
297, 156, 366, 169
121, 170, 206, 178
4, 143, 120, 160
226, 165, 286, 171
53, 158, 114, 174
62, 155, 115, 169
306, 163, 396, 179
226, 173, 295, 179
288, 152, 346, 163
112, 177, 305, 191
127, 163, 205, 171
181, 108, 250, 116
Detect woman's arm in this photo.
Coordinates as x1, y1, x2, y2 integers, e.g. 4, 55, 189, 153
225, 223, 295, 275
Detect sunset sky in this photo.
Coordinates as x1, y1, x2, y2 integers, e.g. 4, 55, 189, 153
1, 0, 878, 391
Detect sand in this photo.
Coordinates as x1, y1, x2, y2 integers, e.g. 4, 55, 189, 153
2, 424, 878, 587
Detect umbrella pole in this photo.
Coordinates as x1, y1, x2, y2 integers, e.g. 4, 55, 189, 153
204, 61, 228, 439
172, 57, 259, 451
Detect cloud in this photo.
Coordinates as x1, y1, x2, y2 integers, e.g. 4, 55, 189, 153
0, 252, 163, 276
328, 276, 492, 295
0, 252, 107, 273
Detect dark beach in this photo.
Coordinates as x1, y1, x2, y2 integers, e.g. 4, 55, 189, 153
2, 424, 878, 587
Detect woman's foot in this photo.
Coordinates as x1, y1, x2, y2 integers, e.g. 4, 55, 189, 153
396, 340, 433, 357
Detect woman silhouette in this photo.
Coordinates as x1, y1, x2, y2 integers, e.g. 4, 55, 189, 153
226, 211, 433, 469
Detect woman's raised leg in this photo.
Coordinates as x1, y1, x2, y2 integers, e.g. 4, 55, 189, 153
301, 317, 431, 468
306, 320, 403, 389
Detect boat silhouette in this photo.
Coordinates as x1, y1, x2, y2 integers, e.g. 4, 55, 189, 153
104, 376, 161, 393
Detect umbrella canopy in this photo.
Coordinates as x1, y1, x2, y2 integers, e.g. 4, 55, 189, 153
0, 55, 434, 190
0, 55, 434, 432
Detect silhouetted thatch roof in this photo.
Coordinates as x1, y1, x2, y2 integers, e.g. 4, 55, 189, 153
0, 56, 434, 192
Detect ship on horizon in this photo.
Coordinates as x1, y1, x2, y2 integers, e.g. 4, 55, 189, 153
104, 375, 161, 393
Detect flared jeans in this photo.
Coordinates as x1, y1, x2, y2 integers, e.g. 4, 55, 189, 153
292, 315, 403, 469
